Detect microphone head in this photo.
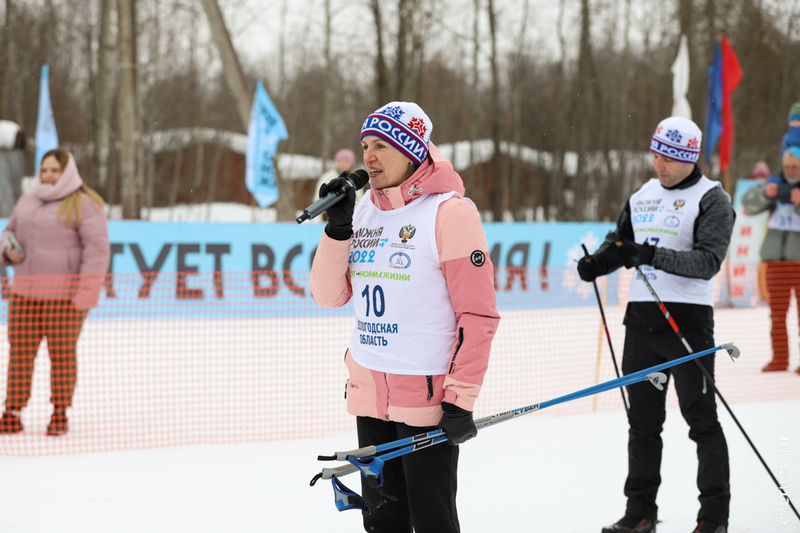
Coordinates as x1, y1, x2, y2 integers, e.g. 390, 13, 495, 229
348, 169, 369, 190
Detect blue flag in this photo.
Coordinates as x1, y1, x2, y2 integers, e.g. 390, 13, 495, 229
245, 80, 288, 208
703, 43, 722, 167
35, 64, 59, 173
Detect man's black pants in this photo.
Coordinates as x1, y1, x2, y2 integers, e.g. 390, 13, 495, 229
357, 416, 460, 533
622, 327, 730, 526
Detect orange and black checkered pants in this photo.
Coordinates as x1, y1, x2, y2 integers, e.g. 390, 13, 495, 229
5, 294, 88, 410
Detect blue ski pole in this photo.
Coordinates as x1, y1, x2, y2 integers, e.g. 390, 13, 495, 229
311, 342, 739, 488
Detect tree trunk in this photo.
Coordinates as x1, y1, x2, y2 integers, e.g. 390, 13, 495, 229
168, 148, 183, 220
369, 0, 389, 106
205, 142, 223, 220
117, 0, 140, 219
508, 0, 530, 221
320, 0, 332, 170
573, 0, 599, 221
95, 0, 114, 191
193, 143, 204, 196
467, 0, 480, 199
0, 0, 12, 118
487, 0, 502, 222
200, 0, 252, 131
548, 0, 569, 221
397, 0, 409, 100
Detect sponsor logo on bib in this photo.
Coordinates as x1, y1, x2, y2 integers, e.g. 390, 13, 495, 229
389, 252, 412, 269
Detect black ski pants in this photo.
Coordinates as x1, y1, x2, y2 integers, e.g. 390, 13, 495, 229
356, 416, 460, 533
622, 327, 730, 526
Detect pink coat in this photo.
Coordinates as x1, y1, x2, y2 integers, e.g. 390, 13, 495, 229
310, 143, 500, 427
1, 155, 110, 308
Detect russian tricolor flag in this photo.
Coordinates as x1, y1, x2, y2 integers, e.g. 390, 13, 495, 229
704, 35, 743, 171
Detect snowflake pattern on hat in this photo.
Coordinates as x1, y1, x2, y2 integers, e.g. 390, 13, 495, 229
666, 130, 682, 143
380, 106, 404, 121
408, 117, 427, 138
361, 101, 433, 166
650, 116, 703, 164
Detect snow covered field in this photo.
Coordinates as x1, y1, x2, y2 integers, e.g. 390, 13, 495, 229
0, 298, 798, 531
0, 399, 797, 532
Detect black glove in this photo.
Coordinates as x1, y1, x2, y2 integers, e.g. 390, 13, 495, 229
438, 402, 477, 446
612, 240, 655, 269
321, 172, 356, 241
777, 182, 798, 203
577, 254, 609, 282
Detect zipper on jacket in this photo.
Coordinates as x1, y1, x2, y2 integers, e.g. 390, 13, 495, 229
343, 349, 349, 399
448, 327, 464, 374
426, 376, 433, 401
781, 230, 789, 261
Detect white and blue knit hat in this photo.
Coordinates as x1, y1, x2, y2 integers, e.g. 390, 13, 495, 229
360, 102, 432, 166
650, 116, 702, 164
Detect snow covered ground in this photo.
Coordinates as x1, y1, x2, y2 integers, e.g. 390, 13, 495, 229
0, 398, 797, 532
0, 245, 798, 531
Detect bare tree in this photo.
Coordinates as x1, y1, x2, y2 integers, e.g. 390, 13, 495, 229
200, 0, 252, 131
547, 0, 570, 221
467, 0, 481, 197
572, 0, 601, 221
95, 0, 115, 191
320, 0, 333, 168
117, 0, 140, 219
0, 0, 13, 118
507, 0, 530, 221
369, 0, 390, 106
487, 0, 502, 221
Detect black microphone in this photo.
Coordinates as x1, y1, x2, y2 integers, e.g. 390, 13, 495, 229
296, 169, 369, 224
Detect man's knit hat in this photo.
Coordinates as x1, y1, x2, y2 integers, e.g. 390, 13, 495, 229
360, 102, 432, 166
789, 102, 800, 124
650, 116, 702, 164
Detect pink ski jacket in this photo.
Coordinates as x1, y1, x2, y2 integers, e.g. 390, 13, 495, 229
1, 156, 110, 309
310, 143, 500, 428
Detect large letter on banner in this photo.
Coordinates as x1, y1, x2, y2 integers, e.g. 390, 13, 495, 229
35, 64, 60, 173
245, 80, 288, 208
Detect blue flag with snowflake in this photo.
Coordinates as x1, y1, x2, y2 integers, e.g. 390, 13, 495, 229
35, 64, 59, 173
245, 80, 288, 208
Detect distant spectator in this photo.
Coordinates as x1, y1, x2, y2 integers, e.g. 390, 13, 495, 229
780, 101, 800, 154
0, 148, 110, 436
313, 149, 363, 221
742, 147, 800, 374
748, 161, 770, 180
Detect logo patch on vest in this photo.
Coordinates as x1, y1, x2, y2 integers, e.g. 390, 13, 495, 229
470, 250, 486, 267
389, 252, 411, 269
399, 224, 416, 243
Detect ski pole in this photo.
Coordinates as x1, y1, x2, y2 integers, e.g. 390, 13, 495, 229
632, 263, 800, 522
310, 342, 738, 486
582, 243, 628, 413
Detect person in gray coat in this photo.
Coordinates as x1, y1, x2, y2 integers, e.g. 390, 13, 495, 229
742, 147, 800, 373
